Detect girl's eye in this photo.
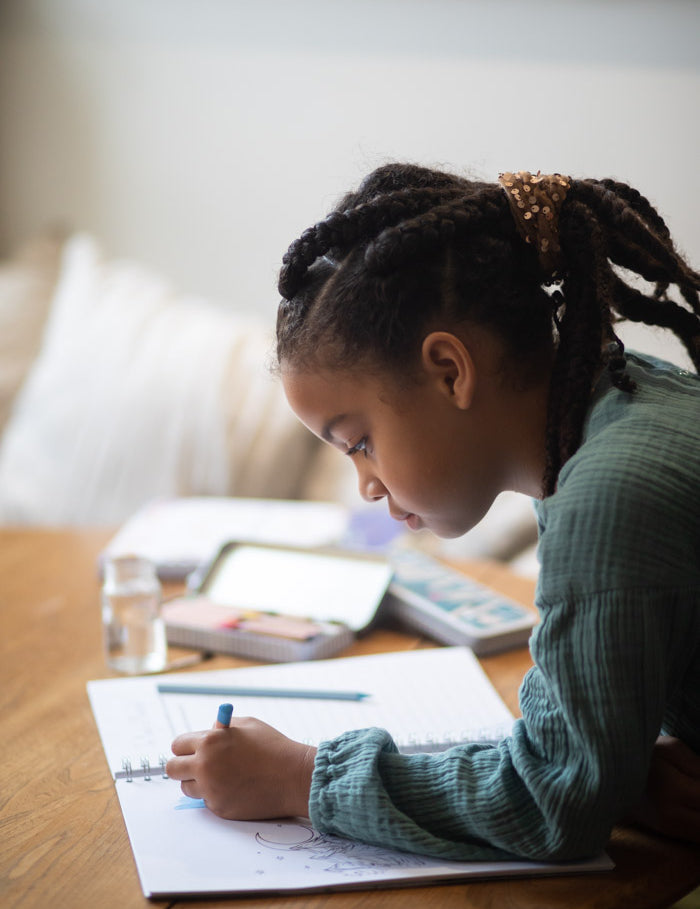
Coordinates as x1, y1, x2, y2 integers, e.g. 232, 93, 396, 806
346, 437, 369, 458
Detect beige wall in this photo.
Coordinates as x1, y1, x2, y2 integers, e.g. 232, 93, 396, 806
1, 0, 698, 368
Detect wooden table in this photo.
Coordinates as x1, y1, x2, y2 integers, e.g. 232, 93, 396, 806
1, 528, 699, 909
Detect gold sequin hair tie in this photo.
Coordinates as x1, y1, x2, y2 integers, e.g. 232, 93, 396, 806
498, 171, 571, 280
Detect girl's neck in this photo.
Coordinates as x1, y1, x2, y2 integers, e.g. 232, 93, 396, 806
457, 328, 552, 500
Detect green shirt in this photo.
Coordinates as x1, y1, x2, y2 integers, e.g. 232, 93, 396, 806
309, 353, 700, 861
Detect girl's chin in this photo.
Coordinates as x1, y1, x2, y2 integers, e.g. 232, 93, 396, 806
400, 508, 479, 539
427, 518, 479, 540
406, 514, 423, 532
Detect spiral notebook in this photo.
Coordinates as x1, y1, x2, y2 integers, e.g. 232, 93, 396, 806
87, 648, 612, 897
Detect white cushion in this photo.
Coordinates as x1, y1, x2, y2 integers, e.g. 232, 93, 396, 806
508, 540, 541, 579
0, 232, 64, 436
0, 234, 317, 526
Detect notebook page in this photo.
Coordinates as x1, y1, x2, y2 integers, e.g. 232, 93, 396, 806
167, 647, 513, 749
87, 648, 514, 774
114, 777, 612, 898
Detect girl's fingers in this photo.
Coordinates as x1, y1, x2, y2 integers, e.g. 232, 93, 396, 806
653, 761, 700, 811
651, 737, 700, 809
179, 779, 203, 801
665, 763, 700, 809
652, 801, 700, 845
170, 731, 206, 756
657, 737, 700, 779
165, 754, 196, 781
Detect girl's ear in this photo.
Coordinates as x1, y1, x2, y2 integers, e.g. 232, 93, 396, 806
420, 331, 476, 410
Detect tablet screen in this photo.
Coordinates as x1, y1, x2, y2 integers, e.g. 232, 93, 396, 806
201, 545, 393, 632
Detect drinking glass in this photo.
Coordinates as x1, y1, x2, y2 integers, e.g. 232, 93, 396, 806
102, 555, 167, 674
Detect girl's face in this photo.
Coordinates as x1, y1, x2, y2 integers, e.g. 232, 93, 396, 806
281, 353, 514, 539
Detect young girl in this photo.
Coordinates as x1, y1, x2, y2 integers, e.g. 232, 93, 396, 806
167, 164, 700, 861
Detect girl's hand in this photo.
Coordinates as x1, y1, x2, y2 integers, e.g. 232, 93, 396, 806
629, 736, 700, 844
165, 717, 317, 821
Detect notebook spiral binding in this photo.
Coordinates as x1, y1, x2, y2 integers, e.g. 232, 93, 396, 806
116, 755, 169, 782
397, 724, 510, 754
112, 728, 510, 780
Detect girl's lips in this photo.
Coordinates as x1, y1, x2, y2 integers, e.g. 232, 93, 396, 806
389, 507, 423, 532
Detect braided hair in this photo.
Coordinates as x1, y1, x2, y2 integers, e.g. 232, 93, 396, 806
276, 163, 700, 496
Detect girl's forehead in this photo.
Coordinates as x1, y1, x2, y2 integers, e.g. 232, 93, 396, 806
282, 363, 370, 405
281, 360, 407, 418
283, 356, 418, 393
281, 365, 369, 440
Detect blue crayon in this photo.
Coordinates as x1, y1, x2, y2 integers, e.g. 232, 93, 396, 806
216, 702, 234, 727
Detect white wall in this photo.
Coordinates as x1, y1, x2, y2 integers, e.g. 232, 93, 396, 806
1, 0, 698, 364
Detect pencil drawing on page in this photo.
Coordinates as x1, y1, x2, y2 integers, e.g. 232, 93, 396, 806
255, 823, 428, 875
172, 796, 425, 874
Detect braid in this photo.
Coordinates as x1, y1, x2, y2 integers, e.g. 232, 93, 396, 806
543, 202, 608, 493
278, 186, 468, 299
608, 273, 700, 371
277, 163, 700, 499
364, 193, 508, 275
596, 178, 671, 240
537, 177, 700, 493
574, 180, 700, 313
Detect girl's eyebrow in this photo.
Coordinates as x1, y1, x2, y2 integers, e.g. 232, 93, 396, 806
322, 414, 348, 443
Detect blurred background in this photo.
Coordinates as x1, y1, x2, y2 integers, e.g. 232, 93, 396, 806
0, 0, 698, 566
1, 0, 698, 317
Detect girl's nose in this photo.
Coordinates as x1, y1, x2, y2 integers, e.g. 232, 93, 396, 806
359, 473, 387, 503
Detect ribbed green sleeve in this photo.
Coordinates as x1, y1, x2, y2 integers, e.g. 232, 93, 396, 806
309, 354, 700, 861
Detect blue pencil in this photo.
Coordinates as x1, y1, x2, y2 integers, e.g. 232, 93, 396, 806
216, 702, 234, 727
156, 683, 369, 701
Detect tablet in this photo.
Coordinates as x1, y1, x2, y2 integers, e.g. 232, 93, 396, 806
198, 541, 393, 633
